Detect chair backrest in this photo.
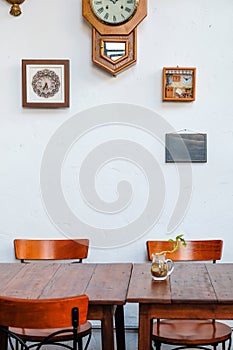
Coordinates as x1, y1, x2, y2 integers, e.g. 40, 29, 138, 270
0, 294, 89, 329
147, 239, 223, 262
14, 239, 89, 263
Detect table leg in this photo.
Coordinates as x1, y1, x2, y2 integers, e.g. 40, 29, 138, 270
138, 304, 152, 350
89, 304, 124, 350
115, 305, 126, 350
100, 305, 115, 350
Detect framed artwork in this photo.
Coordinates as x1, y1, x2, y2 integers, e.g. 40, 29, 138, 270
162, 67, 196, 102
165, 133, 207, 163
22, 59, 70, 108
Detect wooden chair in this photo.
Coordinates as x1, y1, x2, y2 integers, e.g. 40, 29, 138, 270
14, 239, 89, 263
0, 295, 92, 350
146, 240, 232, 350
11, 239, 90, 349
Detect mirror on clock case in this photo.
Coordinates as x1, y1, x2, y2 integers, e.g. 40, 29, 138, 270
102, 41, 127, 62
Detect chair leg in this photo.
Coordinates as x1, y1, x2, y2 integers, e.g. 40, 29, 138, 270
8, 335, 28, 350
77, 338, 83, 350
83, 332, 92, 350
153, 341, 161, 350
227, 337, 232, 350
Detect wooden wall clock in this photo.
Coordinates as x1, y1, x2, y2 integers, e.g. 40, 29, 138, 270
82, 0, 147, 76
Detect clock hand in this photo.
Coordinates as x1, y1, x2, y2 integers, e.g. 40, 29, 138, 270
43, 82, 49, 90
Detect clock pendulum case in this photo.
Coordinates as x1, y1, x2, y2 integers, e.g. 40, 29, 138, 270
82, 0, 147, 76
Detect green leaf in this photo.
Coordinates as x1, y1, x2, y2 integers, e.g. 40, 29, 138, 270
157, 234, 187, 255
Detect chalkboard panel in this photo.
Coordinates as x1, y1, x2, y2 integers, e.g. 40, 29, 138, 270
165, 133, 207, 163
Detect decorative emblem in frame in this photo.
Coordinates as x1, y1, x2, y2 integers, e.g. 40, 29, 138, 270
22, 60, 70, 108
163, 67, 196, 102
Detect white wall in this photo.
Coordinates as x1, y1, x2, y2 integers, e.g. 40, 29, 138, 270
0, 0, 233, 265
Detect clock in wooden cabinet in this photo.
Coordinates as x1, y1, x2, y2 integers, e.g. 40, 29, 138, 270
82, 0, 147, 76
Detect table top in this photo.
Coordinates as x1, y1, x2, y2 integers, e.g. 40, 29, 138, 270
127, 262, 233, 304
0, 262, 132, 305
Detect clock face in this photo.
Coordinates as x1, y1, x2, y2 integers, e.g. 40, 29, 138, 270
31, 69, 61, 98
182, 75, 192, 85
91, 0, 138, 25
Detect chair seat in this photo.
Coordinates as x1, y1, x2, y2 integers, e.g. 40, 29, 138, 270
10, 321, 92, 342
152, 319, 232, 345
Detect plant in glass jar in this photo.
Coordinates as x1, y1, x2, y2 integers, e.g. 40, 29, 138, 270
151, 234, 187, 281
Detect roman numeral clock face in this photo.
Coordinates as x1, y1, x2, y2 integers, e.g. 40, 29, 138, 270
91, 0, 138, 25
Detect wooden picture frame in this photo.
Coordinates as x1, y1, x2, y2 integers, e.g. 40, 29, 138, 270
162, 67, 196, 102
22, 59, 70, 108
165, 133, 207, 163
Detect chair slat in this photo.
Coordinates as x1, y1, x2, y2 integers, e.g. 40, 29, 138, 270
14, 239, 89, 262
147, 240, 223, 262
0, 294, 89, 328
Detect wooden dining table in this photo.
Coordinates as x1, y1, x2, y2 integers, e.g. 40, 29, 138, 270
127, 262, 233, 350
0, 262, 132, 350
